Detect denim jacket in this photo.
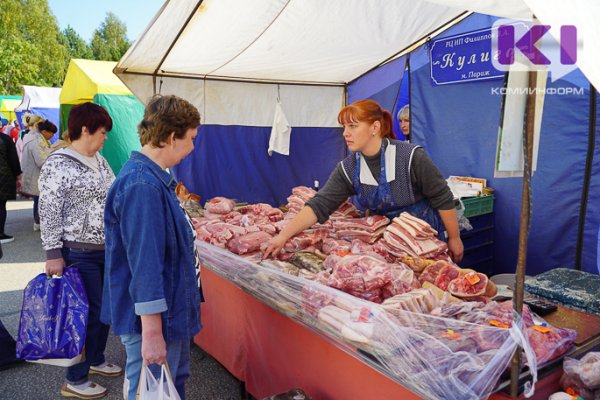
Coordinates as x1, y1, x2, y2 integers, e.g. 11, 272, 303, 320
101, 151, 201, 341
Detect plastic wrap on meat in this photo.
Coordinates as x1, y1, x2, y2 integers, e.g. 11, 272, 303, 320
322, 238, 352, 255
563, 352, 600, 390
561, 352, 600, 399
527, 325, 576, 365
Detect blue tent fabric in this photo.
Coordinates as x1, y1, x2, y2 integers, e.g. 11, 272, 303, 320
583, 90, 600, 274
172, 125, 345, 207
15, 107, 60, 143
410, 14, 596, 275
392, 73, 409, 141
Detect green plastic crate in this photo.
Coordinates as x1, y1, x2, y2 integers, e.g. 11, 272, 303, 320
462, 195, 495, 218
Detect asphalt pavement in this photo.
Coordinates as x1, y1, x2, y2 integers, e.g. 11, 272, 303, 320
0, 199, 244, 400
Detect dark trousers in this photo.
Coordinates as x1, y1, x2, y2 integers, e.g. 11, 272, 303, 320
32, 195, 39, 224
63, 248, 110, 384
0, 199, 6, 234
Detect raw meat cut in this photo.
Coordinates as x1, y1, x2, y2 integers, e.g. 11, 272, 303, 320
205, 197, 236, 214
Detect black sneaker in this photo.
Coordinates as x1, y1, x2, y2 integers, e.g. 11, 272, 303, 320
0, 234, 14, 244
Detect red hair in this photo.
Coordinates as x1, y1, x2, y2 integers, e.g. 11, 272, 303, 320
337, 99, 396, 139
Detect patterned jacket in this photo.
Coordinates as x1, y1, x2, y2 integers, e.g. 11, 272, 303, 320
38, 148, 115, 260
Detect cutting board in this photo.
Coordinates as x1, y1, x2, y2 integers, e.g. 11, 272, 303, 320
542, 303, 600, 345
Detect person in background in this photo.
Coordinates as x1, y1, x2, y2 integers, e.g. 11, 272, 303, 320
16, 113, 42, 161
102, 95, 202, 400
39, 102, 121, 399
8, 120, 20, 143
397, 104, 410, 140
0, 130, 22, 243
264, 99, 464, 262
50, 129, 71, 152
20, 119, 56, 231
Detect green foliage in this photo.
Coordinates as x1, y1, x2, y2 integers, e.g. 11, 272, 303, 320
0, 0, 67, 94
60, 26, 93, 60
90, 12, 131, 62
0, 4, 131, 95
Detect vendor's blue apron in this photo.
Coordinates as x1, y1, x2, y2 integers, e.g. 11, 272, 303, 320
350, 140, 445, 239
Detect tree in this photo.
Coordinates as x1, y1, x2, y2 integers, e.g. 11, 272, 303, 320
0, 0, 68, 94
60, 25, 93, 60
90, 12, 131, 62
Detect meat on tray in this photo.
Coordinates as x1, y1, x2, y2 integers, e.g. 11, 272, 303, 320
205, 197, 236, 214
322, 238, 352, 254
324, 253, 420, 304
381, 213, 448, 260
332, 215, 390, 243
382, 287, 440, 314
227, 231, 273, 255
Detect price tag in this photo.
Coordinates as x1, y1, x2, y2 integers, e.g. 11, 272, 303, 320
489, 320, 509, 329
441, 329, 462, 340
465, 271, 480, 285
533, 325, 552, 333
335, 251, 353, 257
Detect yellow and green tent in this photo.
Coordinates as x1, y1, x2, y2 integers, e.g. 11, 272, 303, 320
60, 59, 144, 174
0, 96, 22, 123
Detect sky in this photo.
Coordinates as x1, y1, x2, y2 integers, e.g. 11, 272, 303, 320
48, 0, 165, 43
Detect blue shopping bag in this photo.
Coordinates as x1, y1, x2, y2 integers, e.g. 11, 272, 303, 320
16, 267, 88, 366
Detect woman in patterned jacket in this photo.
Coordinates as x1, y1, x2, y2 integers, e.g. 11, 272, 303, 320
39, 103, 123, 400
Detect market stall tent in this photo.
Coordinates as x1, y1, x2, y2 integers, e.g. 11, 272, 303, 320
60, 59, 144, 174
14, 86, 60, 136
115, 0, 600, 275
0, 96, 22, 123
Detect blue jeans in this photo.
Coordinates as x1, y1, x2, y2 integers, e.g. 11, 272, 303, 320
120, 334, 190, 400
63, 248, 110, 384
32, 195, 39, 224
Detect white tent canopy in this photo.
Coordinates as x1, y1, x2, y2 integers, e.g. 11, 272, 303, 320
14, 86, 61, 112
116, 0, 600, 127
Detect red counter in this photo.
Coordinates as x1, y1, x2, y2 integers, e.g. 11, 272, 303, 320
194, 269, 557, 400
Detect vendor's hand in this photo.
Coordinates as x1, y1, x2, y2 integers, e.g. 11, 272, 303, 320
141, 331, 167, 366
45, 258, 65, 276
16, 174, 22, 193
448, 236, 464, 263
262, 234, 288, 259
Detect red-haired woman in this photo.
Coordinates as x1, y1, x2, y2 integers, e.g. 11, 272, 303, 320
264, 99, 464, 262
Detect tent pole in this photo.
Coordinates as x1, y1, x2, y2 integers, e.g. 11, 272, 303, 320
510, 68, 537, 397
574, 85, 597, 270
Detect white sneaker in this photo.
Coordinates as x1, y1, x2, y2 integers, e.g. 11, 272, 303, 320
33, 223, 40, 232
60, 381, 107, 399
89, 362, 123, 377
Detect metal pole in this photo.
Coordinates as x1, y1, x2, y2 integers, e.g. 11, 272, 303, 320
510, 69, 537, 397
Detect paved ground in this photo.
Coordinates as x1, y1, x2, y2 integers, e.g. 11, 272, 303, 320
0, 200, 244, 400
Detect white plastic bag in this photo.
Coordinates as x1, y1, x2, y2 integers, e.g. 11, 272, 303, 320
137, 364, 181, 400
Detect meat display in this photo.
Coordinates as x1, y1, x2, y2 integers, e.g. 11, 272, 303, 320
379, 213, 448, 260
205, 197, 236, 214
227, 231, 273, 255
560, 352, 600, 399
332, 215, 389, 243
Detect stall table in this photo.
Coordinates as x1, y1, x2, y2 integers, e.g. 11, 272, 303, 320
195, 268, 591, 400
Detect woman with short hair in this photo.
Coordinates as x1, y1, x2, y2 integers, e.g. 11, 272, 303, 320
39, 102, 122, 399
102, 94, 202, 400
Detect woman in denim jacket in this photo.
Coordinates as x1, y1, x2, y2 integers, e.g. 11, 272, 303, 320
102, 95, 202, 400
